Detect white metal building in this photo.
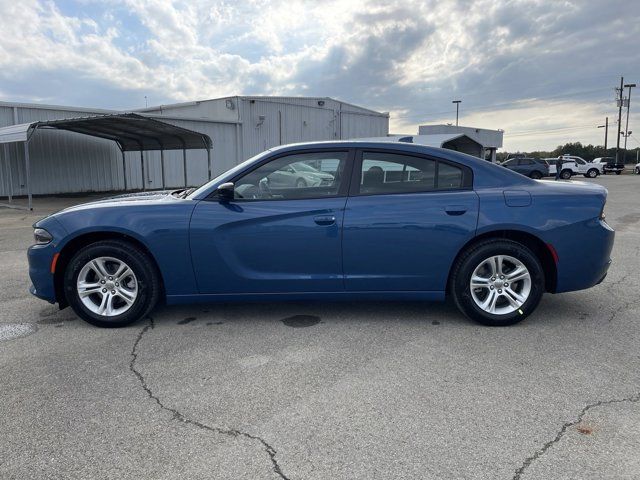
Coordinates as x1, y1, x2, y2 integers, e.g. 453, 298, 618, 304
418, 124, 503, 162
0, 97, 389, 197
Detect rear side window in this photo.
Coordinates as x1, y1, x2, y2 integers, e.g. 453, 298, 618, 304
358, 151, 468, 195
518, 158, 534, 165
437, 162, 463, 189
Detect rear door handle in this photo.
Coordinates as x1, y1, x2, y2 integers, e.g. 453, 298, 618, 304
445, 205, 467, 216
314, 215, 336, 226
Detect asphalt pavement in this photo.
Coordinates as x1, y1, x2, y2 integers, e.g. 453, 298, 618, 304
1, 176, 639, 479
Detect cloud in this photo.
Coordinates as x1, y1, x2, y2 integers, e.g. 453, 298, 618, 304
0, 0, 638, 150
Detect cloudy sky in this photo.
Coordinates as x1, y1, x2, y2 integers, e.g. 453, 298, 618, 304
0, 0, 638, 151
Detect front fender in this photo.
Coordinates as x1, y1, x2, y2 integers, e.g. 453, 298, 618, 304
52, 202, 198, 296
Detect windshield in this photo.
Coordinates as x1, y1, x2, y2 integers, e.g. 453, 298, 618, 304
187, 149, 273, 199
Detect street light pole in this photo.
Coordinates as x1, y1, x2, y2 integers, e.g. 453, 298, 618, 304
452, 100, 461, 126
615, 76, 624, 163
597, 117, 608, 152
623, 83, 636, 163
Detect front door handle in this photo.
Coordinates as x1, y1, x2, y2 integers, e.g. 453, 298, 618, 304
445, 205, 467, 216
314, 215, 336, 226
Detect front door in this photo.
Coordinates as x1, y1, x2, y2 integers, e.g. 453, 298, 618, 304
190, 150, 352, 294
342, 150, 479, 292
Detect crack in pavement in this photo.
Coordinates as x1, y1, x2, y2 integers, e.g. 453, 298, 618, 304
129, 317, 291, 480
512, 391, 640, 480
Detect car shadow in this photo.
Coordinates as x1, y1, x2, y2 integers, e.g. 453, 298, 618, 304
149, 298, 469, 329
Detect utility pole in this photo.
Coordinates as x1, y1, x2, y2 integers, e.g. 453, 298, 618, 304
623, 83, 636, 163
615, 76, 624, 163
452, 100, 461, 126
597, 117, 608, 152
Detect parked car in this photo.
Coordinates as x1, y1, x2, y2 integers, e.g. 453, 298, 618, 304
592, 157, 624, 175
268, 161, 335, 187
635, 161, 640, 174
545, 156, 601, 179
560, 155, 602, 178
500, 157, 549, 179
544, 158, 573, 179
28, 142, 614, 328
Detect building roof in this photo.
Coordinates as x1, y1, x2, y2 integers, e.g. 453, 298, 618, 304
355, 134, 483, 148
0, 113, 212, 151
138, 95, 389, 117
418, 124, 503, 148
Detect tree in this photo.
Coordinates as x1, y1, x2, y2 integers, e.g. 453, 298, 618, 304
499, 142, 639, 163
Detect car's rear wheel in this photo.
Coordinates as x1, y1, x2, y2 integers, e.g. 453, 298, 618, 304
636, 167, 640, 174
529, 171, 542, 179
64, 240, 160, 328
615, 171, 622, 175
296, 178, 307, 187
560, 169, 572, 179
586, 168, 599, 178
450, 240, 545, 326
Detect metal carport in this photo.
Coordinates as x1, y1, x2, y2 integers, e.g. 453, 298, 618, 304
0, 113, 213, 210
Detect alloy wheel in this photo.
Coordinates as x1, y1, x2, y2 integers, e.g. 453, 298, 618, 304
469, 255, 532, 315
76, 256, 138, 317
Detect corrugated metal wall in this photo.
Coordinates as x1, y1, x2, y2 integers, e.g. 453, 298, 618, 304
340, 111, 388, 139
0, 97, 388, 196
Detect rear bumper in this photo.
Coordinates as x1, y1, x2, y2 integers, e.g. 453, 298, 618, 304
553, 219, 614, 293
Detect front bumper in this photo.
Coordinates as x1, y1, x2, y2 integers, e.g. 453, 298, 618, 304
28, 244, 57, 303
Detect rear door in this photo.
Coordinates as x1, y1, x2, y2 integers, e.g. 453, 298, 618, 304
517, 158, 535, 175
342, 149, 479, 292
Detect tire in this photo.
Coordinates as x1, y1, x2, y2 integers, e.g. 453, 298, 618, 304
586, 168, 599, 178
529, 171, 543, 179
63, 240, 161, 328
615, 171, 622, 175
295, 178, 307, 188
636, 167, 640, 175
450, 239, 545, 326
560, 169, 572, 180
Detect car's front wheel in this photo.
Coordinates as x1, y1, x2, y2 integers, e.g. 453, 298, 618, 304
560, 169, 572, 179
63, 240, 161, 328
529, 171, 543, 179
450, 240, 545, 326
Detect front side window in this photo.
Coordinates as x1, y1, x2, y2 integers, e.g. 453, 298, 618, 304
358, 151, 465, 195
234, 151, 347, 200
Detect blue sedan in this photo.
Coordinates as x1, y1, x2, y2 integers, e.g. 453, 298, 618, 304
28, 142, 614, 327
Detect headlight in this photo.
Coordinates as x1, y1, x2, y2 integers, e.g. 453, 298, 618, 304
33, 228, 53, 245
599, 206, 606, 221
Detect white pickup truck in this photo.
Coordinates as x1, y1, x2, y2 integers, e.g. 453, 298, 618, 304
546, 155, 602, 179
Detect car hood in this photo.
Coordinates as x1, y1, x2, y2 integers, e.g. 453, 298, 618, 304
55, 190, 178, 214
302, 171, 333, 179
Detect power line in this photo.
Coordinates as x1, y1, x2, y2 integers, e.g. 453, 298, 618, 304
627, 134, 640, 147
505, 124, 595, 138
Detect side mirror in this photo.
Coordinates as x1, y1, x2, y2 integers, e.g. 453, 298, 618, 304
215, 182, 234, 201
